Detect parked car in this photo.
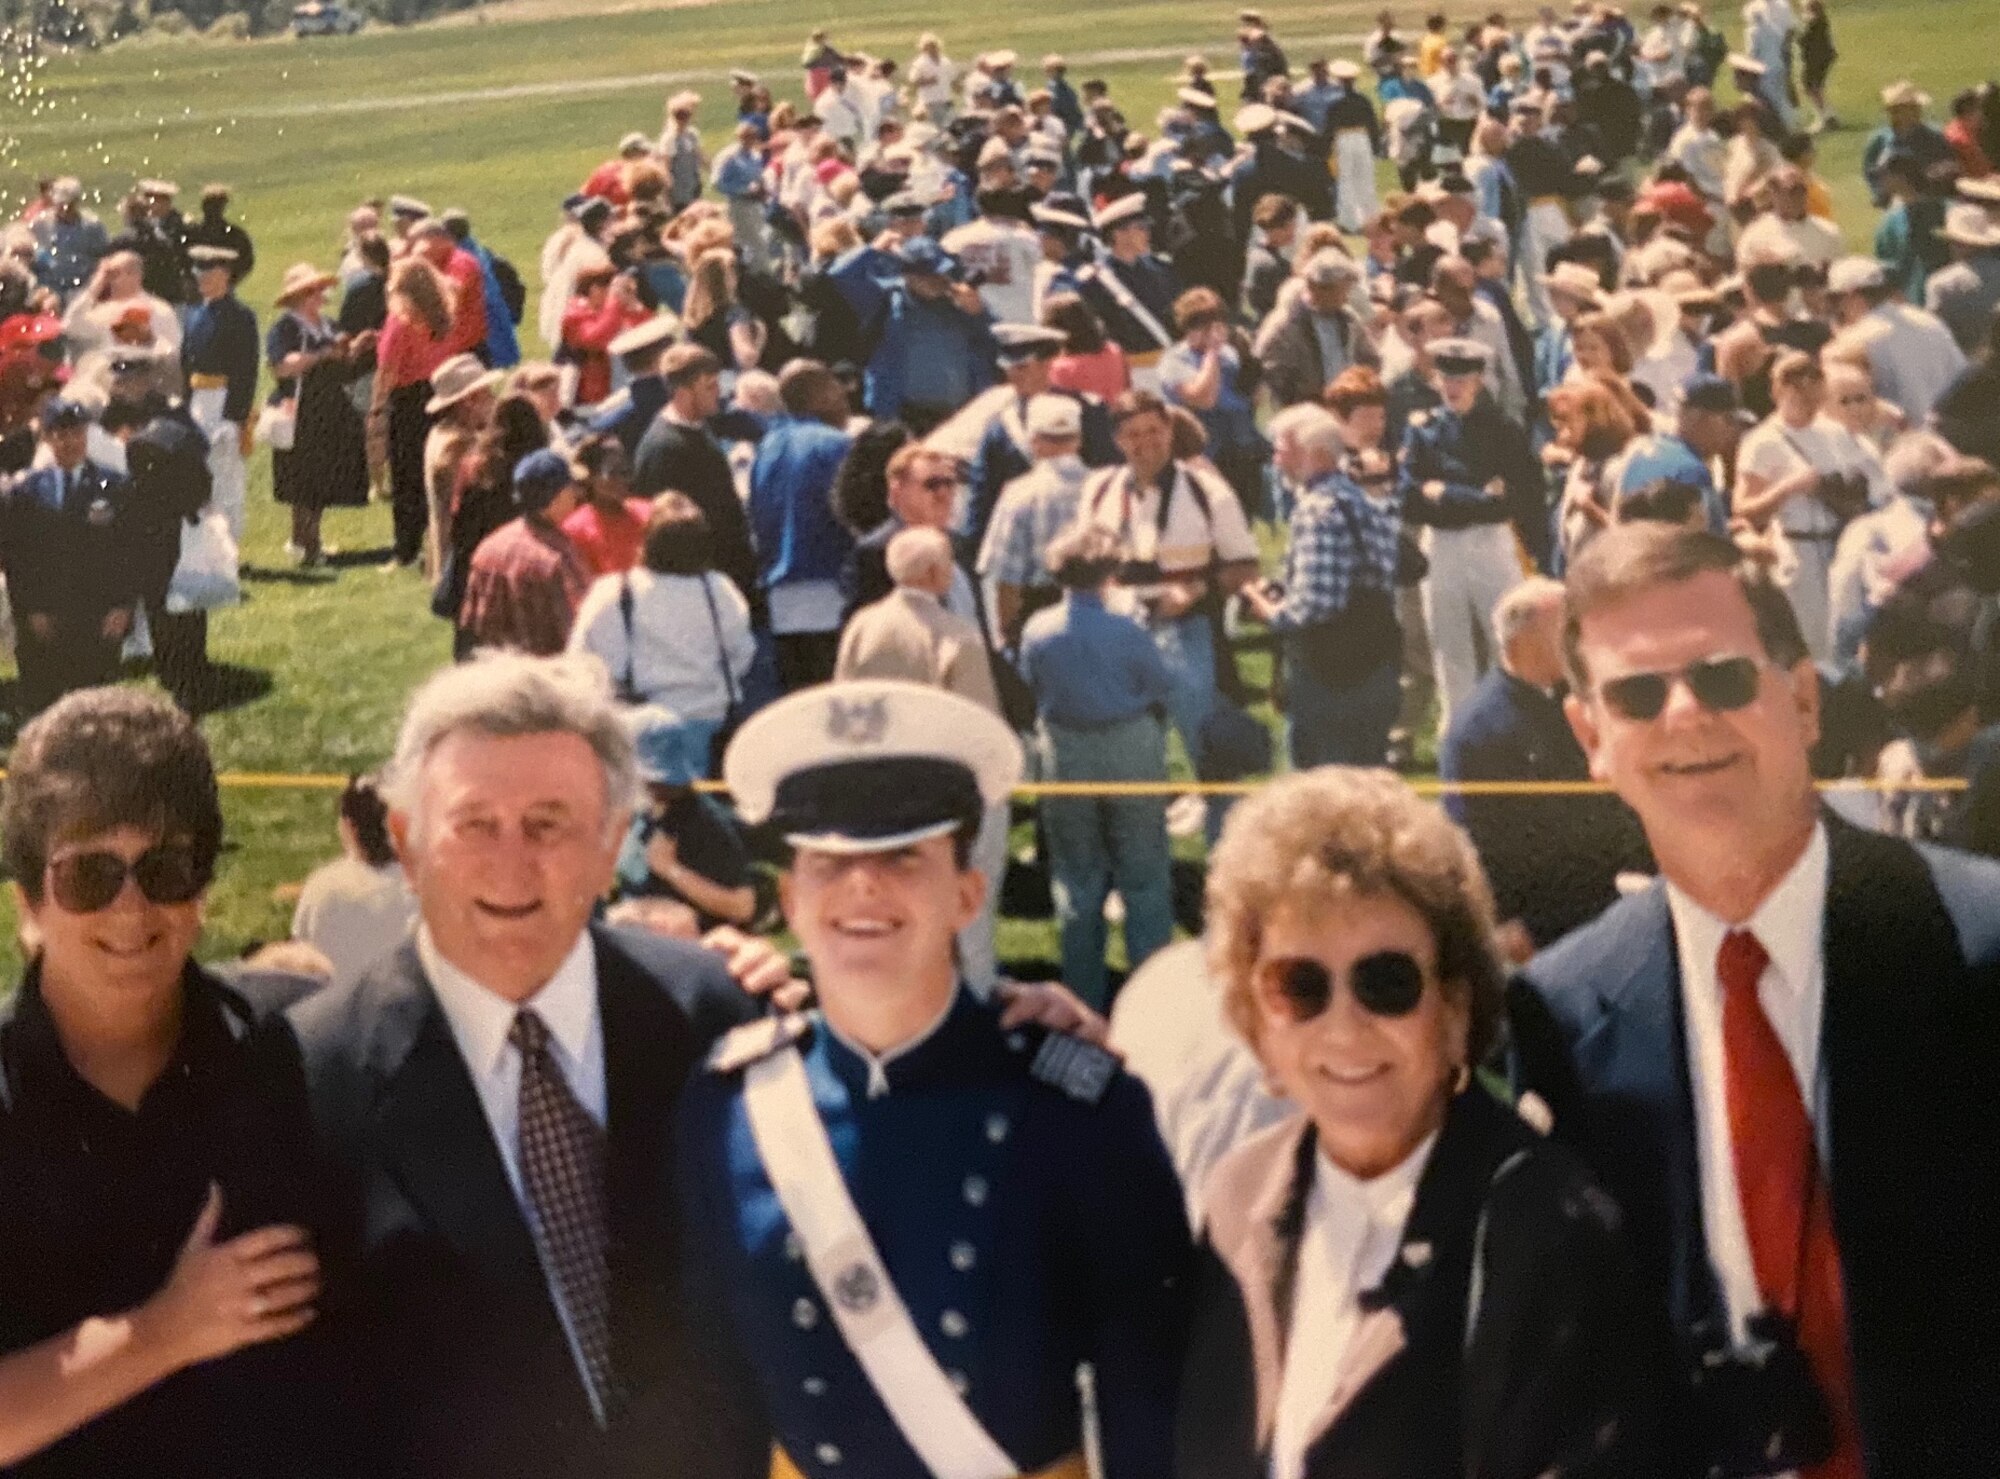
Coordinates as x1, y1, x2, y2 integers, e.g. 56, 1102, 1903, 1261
292, 3, 364, 36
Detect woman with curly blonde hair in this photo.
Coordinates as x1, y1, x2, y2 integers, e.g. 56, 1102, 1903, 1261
1178, 767, 1665, 1479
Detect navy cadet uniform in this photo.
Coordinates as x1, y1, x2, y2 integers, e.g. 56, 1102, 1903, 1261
679, 681, 1193, 1479
967, 324, 1116, 547
587, 313, 680, 457
179, 243, 259, 541
0, 399, 142, 716
1397, 339, 1548, 731
1075, 195, 1179, 384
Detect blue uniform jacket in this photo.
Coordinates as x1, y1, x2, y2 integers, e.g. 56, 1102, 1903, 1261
862, 289, 999, 421
748, 415, 855, 589
1397, 398, 1550, 570
180, 292, 262, 425
0, 460, 141, 621
677, 989, 1193, 1479
588, 373, 671, 457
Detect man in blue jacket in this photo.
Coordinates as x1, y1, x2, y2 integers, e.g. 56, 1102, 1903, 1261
748, 360, 856, 689
858, 238, 998, 434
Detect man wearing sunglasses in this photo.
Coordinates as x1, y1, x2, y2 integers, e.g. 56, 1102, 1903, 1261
1512, 523, 2000, 1478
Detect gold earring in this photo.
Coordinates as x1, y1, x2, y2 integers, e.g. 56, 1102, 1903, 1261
1452, 1062, 1472, 1094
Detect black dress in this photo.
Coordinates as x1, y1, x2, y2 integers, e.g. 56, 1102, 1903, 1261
264, 311, 368, 510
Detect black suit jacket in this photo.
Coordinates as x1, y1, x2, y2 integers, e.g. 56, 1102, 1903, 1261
282, 924, 765, 1479
1511, 816, 2000, 1476
0, 461, 141, 622
1177, 1088, 1668, 1478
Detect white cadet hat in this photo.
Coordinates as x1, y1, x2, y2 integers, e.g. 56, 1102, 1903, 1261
1330, 59, 1363, 81
1234, 103, 1278, 134
1939, 202, 2000, 249
1178, 85, 1219, 110
1827, 256, 1887, 294
1025, 393, 1083, 439
1431, 337, 1493, 376
1725, 52, 1766, 75
1094, 193, 1149, 232
723, 681, 1024, 854
608, 312, 682, 359
1541, 260, 1604, 305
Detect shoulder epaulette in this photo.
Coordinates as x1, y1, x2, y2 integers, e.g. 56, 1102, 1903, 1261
1028, 1030, 1119, 1106
706, 1011, 813, 1074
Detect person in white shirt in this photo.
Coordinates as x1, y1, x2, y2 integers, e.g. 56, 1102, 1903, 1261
1734, 350, 1877, 663
941, 190, 1042, 325
1734, 167, 1842, 269
1826, 429, 1948, 670
567, 493, 756, 748
908, 33, 960, 125
811, 68, 867, 147
1824, 254, 1969, 426
291, 773, 419, 990
1178, 767, 1666, 1477
1666, 87, 1728, 206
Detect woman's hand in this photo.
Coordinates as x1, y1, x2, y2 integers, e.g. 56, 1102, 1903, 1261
136, 1186, 319, 1373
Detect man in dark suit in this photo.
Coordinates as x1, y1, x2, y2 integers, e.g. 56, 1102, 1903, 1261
1439, 575, 1647, 953
0, 397, 142, 717
283, 652, 774, 1479
1511, 525, 2000, 1478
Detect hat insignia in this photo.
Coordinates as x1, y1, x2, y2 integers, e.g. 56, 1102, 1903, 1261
826, 695, 890, 745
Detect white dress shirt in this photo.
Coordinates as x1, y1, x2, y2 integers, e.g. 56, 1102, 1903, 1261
1270, 1134, 1437, 1479
1664, 822, 1829, 1348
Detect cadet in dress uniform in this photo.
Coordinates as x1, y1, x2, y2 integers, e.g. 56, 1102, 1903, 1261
586, 313, 680, 458
679, 681, 1194, 1479
1397, 339, 1547, 734
178, 244, 258, 542
1076, 195, 1179, 391
1323, 62, 1383, 232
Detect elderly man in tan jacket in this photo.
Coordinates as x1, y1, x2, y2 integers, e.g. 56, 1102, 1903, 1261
835, 525, 1009, 986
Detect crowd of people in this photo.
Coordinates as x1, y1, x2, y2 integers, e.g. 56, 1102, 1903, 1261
4, 1, 2000, 1474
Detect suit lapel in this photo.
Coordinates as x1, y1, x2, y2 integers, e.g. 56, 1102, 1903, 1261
1569, 887, 1721, 1340
1206, 1116, 1314, 1453
368, 943, 545, 1293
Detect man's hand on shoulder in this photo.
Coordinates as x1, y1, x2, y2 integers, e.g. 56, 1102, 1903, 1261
702, 925, 811, 1011
996, 979, 1114, 1049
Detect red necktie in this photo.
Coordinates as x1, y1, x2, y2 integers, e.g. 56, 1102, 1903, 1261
1716, 929, 1864, 1478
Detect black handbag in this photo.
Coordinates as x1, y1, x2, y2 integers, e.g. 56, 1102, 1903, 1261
1294, 495, 1403, 689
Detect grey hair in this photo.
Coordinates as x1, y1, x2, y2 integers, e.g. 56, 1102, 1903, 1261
382, 650, 640, 834
1492, 575, 1566, 650
886, 525, 955, 588
1884, 431, 1955, 501
1268, 402, 1343, 461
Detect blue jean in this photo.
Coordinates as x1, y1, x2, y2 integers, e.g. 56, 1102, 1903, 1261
1151, 611, 1234, 843
1285, 650, 1401, 770
1038, 715, 1176, 1010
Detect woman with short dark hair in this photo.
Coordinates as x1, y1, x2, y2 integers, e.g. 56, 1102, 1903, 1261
567, 494, 755, 775
0, 688, 328, 1474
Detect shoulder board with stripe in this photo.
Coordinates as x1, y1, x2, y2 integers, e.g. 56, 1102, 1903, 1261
706, 1011, 813, 1074
1028, 1031, 1119, 1106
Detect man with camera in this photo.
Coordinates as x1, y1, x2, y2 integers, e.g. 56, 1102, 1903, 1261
856, 237, 999, 434
1512, 523, 2000, 1479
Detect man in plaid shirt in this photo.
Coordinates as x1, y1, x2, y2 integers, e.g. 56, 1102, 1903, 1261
976, 394, 1093, 649
459, 449, 592, 657
1242, 404, 1404, 767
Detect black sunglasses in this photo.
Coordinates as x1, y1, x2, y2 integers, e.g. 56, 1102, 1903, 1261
46, 844, 206, 913
918, 474, 961, 493
1596, 654, 1763, 723
1257, 950, 1428, 1022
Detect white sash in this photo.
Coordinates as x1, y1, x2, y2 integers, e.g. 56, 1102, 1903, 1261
743, 1045, 1020, 1479
1083, 261, 1173, 351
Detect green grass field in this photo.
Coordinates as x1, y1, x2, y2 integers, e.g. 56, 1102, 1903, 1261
0, 0, 1986, 975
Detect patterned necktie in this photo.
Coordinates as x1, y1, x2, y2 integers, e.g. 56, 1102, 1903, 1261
1715, 930, 1864, 1478
509, 1007, 618, 1421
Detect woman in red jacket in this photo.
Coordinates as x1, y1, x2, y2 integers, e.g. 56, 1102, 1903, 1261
369, 257, 455, 568
559, 261, 650, 408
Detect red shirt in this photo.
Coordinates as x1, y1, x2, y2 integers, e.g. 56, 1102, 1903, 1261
375, 310, 453, 390
1051, 344, 1131, 403
440, 247, 489, 358
1946, 117, 1993, 179
561, 498, 654, 576
560, 295, 651, 406
459, 516, 590, 655
581, 159, 632, 206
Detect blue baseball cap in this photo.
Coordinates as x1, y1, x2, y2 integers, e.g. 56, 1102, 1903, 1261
512, 447, 578, 510
895, 237, 958, 277
39, 397, 92, 431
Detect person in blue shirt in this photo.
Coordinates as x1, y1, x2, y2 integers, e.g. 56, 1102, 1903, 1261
683, 679, 1192, 1479
439, 209, 522, 369
1378, 56, 1437, 110
858, 238, 999, 434
748, 361, 857, 689
179, 244, 259, 543
1020, 524, 1177, 1006
1042, 54, 1085, 135
1158, 286, 1270, 520
1871, 152, 1950, 305
1605, 373, 1741, 536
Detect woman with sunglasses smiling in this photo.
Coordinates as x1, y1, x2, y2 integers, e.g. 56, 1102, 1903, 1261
0, 688, 329, 1474
1177, 768, 1665, 1479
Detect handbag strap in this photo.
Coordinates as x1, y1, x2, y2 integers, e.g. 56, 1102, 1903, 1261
1329, 487, 1387, 595
617, 574, 639, 699
698, 572, 739, 709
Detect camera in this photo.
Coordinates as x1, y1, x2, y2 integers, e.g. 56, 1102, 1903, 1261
1814, 469, 1872, 524
1682, 1311, 1834, 1477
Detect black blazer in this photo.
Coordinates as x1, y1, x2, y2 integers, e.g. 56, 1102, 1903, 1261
1177, 1087, 1668, 1479
1512, 815, 2000, 1476
281, 924, 765, 1479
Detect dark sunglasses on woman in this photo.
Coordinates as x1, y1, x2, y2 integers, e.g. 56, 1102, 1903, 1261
1595, 654, 1764, 723
1257, 950, 1428, 1022
46, 844, 206, 914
